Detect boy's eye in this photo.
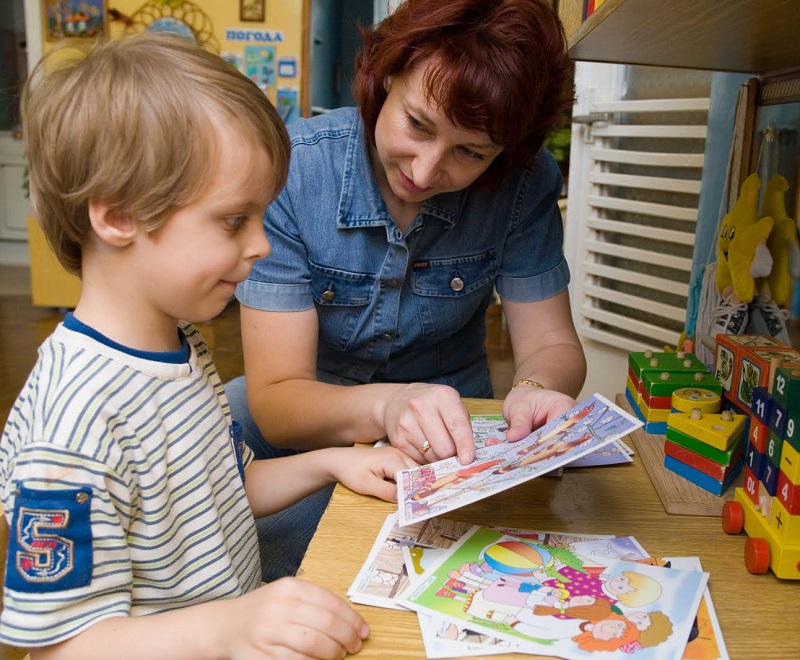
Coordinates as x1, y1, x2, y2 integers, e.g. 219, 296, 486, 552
223, 215, 248, 231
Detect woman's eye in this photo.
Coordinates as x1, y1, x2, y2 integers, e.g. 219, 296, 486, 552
407, 114, 426, 131
459, 146, 485, 161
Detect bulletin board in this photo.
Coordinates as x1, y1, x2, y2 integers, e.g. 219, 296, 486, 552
40, 0, 308, 120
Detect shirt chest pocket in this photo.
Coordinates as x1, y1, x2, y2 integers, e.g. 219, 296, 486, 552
410, 251, 498, 338
309, 261, 373, 350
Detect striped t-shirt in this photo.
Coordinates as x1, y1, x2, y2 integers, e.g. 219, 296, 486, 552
0, 317, 260, 647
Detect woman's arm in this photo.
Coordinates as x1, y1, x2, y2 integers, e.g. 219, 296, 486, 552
501, 290, 587, 441
239, 304, 474, 463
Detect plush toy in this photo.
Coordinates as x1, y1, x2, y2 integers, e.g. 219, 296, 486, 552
762, 174, 800, 306
716, 172, 774, 304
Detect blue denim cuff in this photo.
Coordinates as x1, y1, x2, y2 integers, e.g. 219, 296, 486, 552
495, 257, 570, 302
236, 279, 314, 312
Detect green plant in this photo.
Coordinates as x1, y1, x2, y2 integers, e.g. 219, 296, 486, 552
544, 127, 571, 165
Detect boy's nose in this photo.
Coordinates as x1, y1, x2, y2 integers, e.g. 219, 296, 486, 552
246, 222, 271, 261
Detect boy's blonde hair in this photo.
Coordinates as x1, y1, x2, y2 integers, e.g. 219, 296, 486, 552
22, 32, 290, 275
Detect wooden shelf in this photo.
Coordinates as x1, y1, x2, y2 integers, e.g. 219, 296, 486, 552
567, 0, 800, 75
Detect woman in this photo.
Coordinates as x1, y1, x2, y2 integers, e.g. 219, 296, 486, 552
227, 0, 586, 580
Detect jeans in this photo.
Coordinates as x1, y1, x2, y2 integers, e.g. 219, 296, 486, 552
225, 375, 335, 583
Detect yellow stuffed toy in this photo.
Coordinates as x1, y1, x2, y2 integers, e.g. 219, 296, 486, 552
762, 174, 800, 306
716, 173, 774, 304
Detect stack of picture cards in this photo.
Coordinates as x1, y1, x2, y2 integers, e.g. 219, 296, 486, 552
348, 514, 729, 659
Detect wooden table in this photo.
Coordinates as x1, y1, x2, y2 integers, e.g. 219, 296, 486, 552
299, 398, 799, 659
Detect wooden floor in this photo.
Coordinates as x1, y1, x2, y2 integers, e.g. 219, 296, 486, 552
0, 267, 516, 427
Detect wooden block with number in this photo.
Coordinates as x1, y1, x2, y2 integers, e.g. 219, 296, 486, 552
780, 441, 800, 485
735, 347, 800, 412
777, 471, 800, 515
749, 420, 769, 453
714, 334, 786, 401
772, 367, 800, 412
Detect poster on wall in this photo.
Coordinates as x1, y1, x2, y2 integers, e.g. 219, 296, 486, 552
277, 87, 299, 124
45, 0, 106, 40
244, 45, 275, 89
240, 0, 265, 23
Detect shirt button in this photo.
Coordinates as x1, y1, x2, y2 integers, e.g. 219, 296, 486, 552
382, 333, 393, 341
450, 277, 465, 292
321, 290, 335, 302
75, 491, 89, 504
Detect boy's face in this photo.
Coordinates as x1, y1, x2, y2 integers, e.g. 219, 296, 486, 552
134, 126, 274, 325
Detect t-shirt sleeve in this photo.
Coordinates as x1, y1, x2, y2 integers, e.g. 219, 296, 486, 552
1, 444, 133, 648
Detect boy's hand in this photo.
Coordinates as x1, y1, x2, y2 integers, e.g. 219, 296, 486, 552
229, 577, 369, 658
333, 446, 419, 501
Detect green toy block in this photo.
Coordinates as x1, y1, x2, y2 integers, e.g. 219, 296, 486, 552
665, 425, 742, 466
785, 410, 800, 453
642, 370, 722, 398
628, 350, 707, 381
772, 367, 800, 412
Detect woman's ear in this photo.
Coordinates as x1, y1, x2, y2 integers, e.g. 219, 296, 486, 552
87, 200, 137, 247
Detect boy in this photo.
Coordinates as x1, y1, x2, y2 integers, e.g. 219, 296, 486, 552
0, 33, 417, 659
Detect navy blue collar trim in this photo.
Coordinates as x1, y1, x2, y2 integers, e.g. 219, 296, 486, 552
63, 313, 190, 364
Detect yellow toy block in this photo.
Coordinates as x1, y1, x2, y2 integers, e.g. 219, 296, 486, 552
769, 498, 800, 545
671, 387, 722, 414
667, 409, 746, 451
780, 442, 800, 485
626, 374, 640, 405
638, 398, 671, 423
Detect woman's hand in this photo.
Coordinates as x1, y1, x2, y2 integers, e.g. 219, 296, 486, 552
502, 385, 577, 442
380, 383, 475, 464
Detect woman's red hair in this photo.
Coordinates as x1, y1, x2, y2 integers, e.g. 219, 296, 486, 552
353, 0, 573, 183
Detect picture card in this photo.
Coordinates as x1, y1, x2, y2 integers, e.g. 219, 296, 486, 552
397, 393, 642, 525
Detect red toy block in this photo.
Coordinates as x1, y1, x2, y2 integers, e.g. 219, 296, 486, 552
749, 420, 769, 453
743, 466, 761, 506
664, 439, 741, 480
777, 471, 800, 515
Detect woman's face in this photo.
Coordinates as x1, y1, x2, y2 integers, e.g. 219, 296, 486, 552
371, 64, 502, 205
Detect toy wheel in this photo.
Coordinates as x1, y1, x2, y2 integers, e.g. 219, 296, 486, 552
721, 501, 743, 534
744, 537, 770, 574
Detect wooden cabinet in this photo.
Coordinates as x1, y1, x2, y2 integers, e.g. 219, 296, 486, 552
558, 0, 800, 75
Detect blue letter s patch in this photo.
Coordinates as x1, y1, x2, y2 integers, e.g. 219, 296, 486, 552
6, 486, 93, 592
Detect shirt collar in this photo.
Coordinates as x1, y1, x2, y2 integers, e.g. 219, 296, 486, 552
336, 109, 465, 230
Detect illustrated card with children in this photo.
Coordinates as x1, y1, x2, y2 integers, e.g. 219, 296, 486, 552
396, 526, 708, 659
397, 394, 642, 525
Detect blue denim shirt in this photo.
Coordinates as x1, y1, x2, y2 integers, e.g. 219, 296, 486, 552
236, 107, 569, 398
